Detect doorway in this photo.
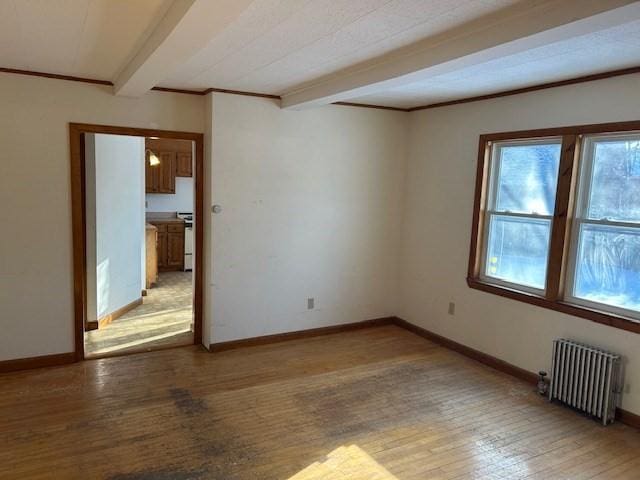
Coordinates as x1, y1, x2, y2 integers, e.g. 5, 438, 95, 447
69, 124, 204, 360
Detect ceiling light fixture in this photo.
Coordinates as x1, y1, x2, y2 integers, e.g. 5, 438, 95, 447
147, 149, 160, 166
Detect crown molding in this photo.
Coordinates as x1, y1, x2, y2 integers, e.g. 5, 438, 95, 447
408, 65, 640, 111
3, 65, 639, 113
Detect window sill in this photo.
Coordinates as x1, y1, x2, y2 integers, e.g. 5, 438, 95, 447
466, 277, 640, 334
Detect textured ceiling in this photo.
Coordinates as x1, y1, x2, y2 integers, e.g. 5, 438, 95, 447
348, 19, 640, 108
0, 0, 172, 80
158, 0, 520, 92
0, 1, 638, 108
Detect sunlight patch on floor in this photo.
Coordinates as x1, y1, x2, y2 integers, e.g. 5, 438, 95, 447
85, 271, 193, 356
289, 445, 398, 480
88, 326, 193, 355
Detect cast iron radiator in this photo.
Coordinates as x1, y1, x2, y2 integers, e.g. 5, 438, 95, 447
549, 339, 621, 425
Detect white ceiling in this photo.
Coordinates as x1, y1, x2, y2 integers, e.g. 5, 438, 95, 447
158, 0, 519, 93
0, 0, 639, 109
0, 0, 172, 80
349, 19, 640, 108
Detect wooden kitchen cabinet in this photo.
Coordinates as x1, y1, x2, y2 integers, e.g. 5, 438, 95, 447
148, 220, 184, 271
145, 150, 160, 193
158, 152, 175, 193
156, 227, 168, 269
145, 151, 175, 194
145, 137, 192, 192
145, 224, 158, 288
167, 228, 185, 268
175, 151, 192, 177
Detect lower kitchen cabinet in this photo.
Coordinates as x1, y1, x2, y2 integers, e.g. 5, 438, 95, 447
145, 224, 158, 288
167, 226, 185, 269
148, 220, 185, 271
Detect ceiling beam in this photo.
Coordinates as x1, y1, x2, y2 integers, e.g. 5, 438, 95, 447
114, 0, 254, 97
281, 0, 640, 109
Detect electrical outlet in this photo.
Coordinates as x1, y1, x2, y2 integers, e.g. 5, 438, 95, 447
307, 298, 314, 310
448, 302, 455, 315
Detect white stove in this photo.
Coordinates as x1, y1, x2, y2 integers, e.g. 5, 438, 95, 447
177, 212, 193, 271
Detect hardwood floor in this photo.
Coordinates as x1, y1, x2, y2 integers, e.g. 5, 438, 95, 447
1, 325, 639, 479
85, 271, 194, 358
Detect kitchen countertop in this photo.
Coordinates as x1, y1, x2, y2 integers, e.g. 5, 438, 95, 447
146, 217, 185, 224
146, 212, 185, 224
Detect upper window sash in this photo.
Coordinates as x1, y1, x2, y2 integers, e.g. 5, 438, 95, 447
485, 137, 563, 215
574, 133, 640, 225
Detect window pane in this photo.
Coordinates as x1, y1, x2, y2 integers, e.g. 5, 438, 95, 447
494, 142, 561, 215
586, 139, 640, 223
485, 215, 552, 289
573, 224, 640, 313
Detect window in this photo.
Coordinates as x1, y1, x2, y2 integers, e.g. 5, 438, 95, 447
481, 139, 561, 292
568, 134, 640, 317
468, 122, 640, 333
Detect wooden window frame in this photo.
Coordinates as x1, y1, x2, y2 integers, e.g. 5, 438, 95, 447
467, 120, 640, 335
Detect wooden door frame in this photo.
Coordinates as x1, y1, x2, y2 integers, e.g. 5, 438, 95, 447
69, 123, 205, 360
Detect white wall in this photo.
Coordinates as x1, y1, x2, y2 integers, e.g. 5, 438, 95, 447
0, 72, 405, 360
146, 176, 194, 212
0, 74, 203, 361
88, 134, 145, 319
401, 73, 640, 415
202, 96, 214, 348
207, 93, 407, 344
3, 69, 639, 418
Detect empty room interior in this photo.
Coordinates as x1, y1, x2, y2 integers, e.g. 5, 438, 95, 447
3, 1, 640, 479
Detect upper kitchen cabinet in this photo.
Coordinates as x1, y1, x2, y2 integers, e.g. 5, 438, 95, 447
145, 138, 193, 194
145, 151, 175, 194
158, 152, 176, 193
175, 152, 192, 177
145, 150, 160, 193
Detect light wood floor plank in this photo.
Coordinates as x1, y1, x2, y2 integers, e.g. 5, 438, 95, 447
1, 325, 638, 479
